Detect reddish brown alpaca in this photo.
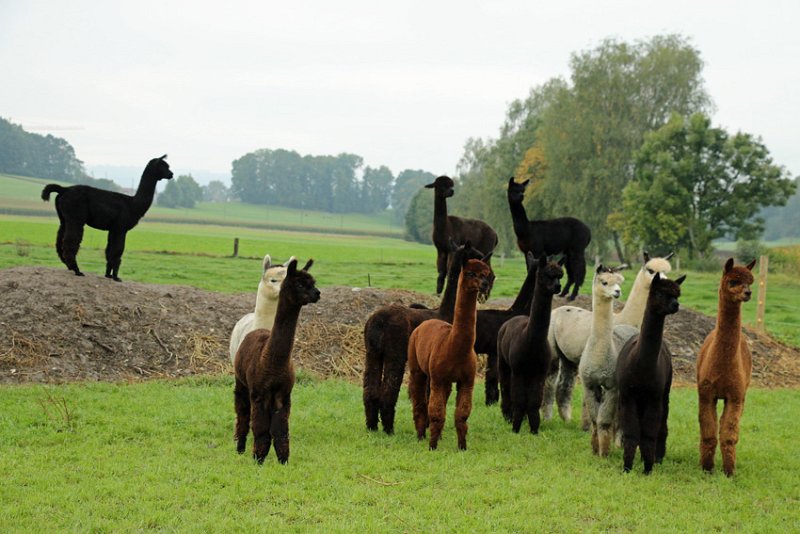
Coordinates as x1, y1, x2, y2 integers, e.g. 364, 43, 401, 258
697, 257, 756, 476
408, 258, 494, 450
234, 259, 320, 464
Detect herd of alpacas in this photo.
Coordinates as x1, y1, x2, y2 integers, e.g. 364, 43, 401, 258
42, 157, 756, 476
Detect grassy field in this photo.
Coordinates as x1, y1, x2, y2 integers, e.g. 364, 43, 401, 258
0, 376, 797, 531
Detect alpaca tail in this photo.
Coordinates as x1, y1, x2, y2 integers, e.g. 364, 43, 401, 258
41, 184, 65, 201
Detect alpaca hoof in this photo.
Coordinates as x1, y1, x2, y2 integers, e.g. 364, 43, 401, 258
566, 294, 577, 302
74, 271, 85, 277
105, 274, 122, 282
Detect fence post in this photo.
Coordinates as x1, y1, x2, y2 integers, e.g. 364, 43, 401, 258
755, 255, 768, 332
233, 238, 239, 258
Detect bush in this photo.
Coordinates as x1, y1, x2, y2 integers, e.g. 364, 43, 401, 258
736, 239, 766, 265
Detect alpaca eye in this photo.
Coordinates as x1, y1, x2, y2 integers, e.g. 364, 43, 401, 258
270, 279, 278, 283
601, 281, 608, 286
647, 269, 655, 275
729, 280, 740, 287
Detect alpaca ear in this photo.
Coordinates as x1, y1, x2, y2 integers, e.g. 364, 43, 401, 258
481, 252, 493, 263
525, 251, 536, 269
665, 251, 675, 261
448, 237, 458, 252
508, 177, 516, 186
653, 272, 661, 283
262, 254, 272, 272
283, 255, 296, 267
596, 264, 605, 274
521, 179, 530, 187
746, 259, 757, 271
724, 258, 734, 273
643, 251, 650, 263
612, 264, 628, 273
675, 274, 687, 285
424, 182, 436, 189
287, 259, 298, 275
160, 154, 167, 160
558, 255, 567, 267
302, 259, 314, 271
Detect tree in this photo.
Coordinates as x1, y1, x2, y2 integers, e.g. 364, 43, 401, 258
202, 180, 229, 202
157, 174, 203, 208
391, 169, 436, 224
404, 187, 434, 244
361, 165, 394, 212
617, 113, 796, 258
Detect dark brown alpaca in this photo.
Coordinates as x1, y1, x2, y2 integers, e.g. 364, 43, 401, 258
474, 251, 538, 405
496, 254, 564, 433
362, 242, 489, 434
616, 273, 685, 474
697, 258, 756, 476
408, 258, 494, 450
41, 155, 173, 281
427, 175, 498, 295
233, 258, 320, 464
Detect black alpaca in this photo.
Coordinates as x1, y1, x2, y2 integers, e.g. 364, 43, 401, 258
41, 155, 173, 281
616, 272, 685, 474
496, 254, 564, 433
474, 251, 538, 405
427, 175, 498, 295
507, 177, 591, 300
362, 242, 491, 434
234, 259, 320, 464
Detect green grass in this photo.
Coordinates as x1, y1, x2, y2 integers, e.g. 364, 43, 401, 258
0, 377, 796, 531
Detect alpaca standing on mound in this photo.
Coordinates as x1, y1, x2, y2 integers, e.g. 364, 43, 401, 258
427, 175, 498, 295
229, 255, 295, 363
544, 252, 673, 424
474, 251, 538, 405
234, 259, 320, 464
41, 155, 173, 281
697, 258, 756, 477
362, 242, 489, 434
617, 273, 685, 474
578, 265, 627, 457
408, 258, 494, 450
507, 177, 590, 301
497, 254, 564, 433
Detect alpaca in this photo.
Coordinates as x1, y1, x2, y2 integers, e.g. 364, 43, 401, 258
507, 177, 591, 300
474, 251, 538, 405
427, 175, 498, 295
41, 155, 173, 281
497, 254, 564, 433
362, 242, 490, 434
578, 265, 629, 457
229, 255, 296, 363
408, 258, 494, 450
233, 258, 320, 464
544, 252, 673, 424
697, 258, 756, 476
616, 273, 685, 474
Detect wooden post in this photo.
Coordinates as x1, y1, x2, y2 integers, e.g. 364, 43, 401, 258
755, 255, 768, 332
233, 238, 239, 258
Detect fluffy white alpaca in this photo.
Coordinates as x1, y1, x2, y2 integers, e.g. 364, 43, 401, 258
543, 253, 673, 422
229, 254, 295, 363
578, 265, 628, 457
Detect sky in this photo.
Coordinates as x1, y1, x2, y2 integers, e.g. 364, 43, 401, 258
1, 0, 798, 185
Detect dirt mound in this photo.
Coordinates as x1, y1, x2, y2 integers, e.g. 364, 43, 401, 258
0, 266, 797, 387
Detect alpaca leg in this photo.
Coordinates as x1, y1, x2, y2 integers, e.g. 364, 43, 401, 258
435, 250, 448, 295
583, 384, 601, 438
656, 381, 671, 463
234, 379, 251, 454
541, 358, 558, 421
510, 372, 528, 433
250, 395, 273, 464
379, 353, 407, 435
454, 380, 474, 450
271, 395, 292, 464
362, 351, 382, 432
427, 382, 451, 450
527, 376, 545, 434
484, 349, 499, 406
498, 358, 513, 423
698, 394, 719, 473
556, 356, 579, 422
105, 231, 126, 281
61, 222, 85, 276
639, 403, 661, 475
408, 368, 429, 440
719, 398, 745, 477
619, 398, 640, 473
55, 223, 67, 265
559, 253, 574, 298
569, 253, 587, 301
597, 390, 618, 457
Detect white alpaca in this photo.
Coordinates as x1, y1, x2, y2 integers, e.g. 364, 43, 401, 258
228, 254, 295, 363
543, 253, 673, 422
578, 265, 628, 457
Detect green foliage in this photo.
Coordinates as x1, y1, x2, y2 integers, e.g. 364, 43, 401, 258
403, 188, 433, 244
736, 239, 766, 265
202, 180, 229, 202
157, 174, 204, 208
0, 116, 87, 183
391, 169, 436, 224
0, 381, 797, 531
762, 177, 800, 240
620, 113, 796, 257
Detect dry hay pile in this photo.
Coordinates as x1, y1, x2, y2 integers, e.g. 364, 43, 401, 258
0, 266, 797, 387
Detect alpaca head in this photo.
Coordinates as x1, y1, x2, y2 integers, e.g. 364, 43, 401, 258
720, 257, 756, 303
425, 175, 455, 198
281, 258, 321, 307
640, 251, 673, 287
507, 177, 530, 204
459, 258, 494, 302
534, 253, 565, 296
144, 154, 174, 181
593, 264, 625, 301
258, 254, 296, 302
647, 272, 686, 316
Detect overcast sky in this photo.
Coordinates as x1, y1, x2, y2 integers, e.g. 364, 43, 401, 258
1, 0, 798, 184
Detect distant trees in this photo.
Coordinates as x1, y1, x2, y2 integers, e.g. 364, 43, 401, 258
157, 174, 203, 208
202, 180, 230, 202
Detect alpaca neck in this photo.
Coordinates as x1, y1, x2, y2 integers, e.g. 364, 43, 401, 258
636, 308, 667, 363
432, 194, 449, 246
132, 174, 159, 217
261, 297, 302, 369
616, 271, 648, 327
587, 295, 615, 361
715, 292, 743, 354
252, 291, 279, 330
438, 268, 461, 323
450, 286, 478, 357
508, 198, 529, 238
509, 268, 536, 313
524, 283, 553, 345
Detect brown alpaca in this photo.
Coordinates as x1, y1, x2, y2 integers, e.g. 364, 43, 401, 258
233, 259, 320, 464
427, 175, 498, 295
408, 258, 494, 450
697, 257, 756, 476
